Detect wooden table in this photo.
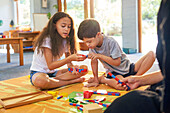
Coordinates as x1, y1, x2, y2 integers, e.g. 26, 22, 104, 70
17, 31, 40, 51
0, 37, 24, 66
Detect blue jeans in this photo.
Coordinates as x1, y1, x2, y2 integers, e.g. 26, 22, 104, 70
30, 70, 58, 85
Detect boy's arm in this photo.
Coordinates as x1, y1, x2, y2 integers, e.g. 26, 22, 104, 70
89, 53, 121, 66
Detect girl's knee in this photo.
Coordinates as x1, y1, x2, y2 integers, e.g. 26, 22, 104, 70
32, 73, 50, 89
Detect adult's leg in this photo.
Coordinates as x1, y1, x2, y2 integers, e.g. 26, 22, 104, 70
134, 51, 155, 75
156, 0, 170, 112
32, 73, 85, 89
104, 90, 161, 113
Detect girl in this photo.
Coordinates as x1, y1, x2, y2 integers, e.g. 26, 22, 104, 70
30, 12, 88, 89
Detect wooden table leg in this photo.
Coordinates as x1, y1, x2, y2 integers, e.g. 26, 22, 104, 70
19, 39, 24, 66
6, 44, 10, 63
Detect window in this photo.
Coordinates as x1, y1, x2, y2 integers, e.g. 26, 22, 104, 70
16, 0, 31, 26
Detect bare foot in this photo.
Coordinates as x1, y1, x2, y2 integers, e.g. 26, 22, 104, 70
87, 77, 94, 83
84, 82, 99, 87
99, 74, 105, 84
87, 75, 105, 83
74, 77, 85, 83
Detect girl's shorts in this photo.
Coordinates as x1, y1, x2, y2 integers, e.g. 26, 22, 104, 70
106, 63, 137, 78
30, 70, 58, 85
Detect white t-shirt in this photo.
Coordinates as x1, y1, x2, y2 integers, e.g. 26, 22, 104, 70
30, 37, 68, 73
89, 36, 131, 75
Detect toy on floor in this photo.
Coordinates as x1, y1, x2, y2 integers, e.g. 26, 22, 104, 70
69, 103, 83, 107
69, 98, 78, 103
85, 100, 110, 108
93, 90, 120, 96
47, 91, 58, 97
57, 95, 63, 99
83, 90, 121, 98
83, 103, 103, 113
56, 92, 68, 99
85, 97, 106, 102
77, 106, 83, 111
83, 90, 94, 98
108, 72, 131, 91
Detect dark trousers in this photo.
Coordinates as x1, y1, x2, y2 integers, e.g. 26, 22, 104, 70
156, 0, 170, 112
104, 82, 163, 113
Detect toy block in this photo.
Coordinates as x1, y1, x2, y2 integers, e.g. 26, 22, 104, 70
47, 91, 58, 97
83, 91, 93, 98
83, 103, 103, 113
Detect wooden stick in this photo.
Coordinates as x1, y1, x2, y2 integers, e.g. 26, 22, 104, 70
1, 91, 42, 100
13, 92, 43, 104
0, 99, 5, 108
1, 91, 53, 109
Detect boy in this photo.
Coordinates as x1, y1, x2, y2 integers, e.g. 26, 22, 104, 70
77, 19, 155, 90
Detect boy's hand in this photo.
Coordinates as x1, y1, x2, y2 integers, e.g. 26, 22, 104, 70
88, 53, 100, 60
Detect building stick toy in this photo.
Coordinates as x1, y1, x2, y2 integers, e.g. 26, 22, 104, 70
85, 100, 110, 108
77, 106, 83, 111
83, 90, 121, 98
108, 72, 130, 91
80, 54, 88, 58
68, 68, 87, 73
57, 95, 63, 99
93, 91, 120, 96
69, 103, 83, 107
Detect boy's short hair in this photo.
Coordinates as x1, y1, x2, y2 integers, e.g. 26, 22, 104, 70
77, 19, 101, 40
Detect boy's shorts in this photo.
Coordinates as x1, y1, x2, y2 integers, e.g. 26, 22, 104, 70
30, 70, 58, 85
106, 63, 137, 78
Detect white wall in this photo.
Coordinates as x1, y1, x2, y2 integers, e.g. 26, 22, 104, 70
0, 0, 14, 33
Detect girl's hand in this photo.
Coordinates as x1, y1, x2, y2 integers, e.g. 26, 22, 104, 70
72, 65, 79, 75
69, 54, 86, 61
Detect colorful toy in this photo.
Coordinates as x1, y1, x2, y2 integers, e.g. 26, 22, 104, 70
47, 91, 58, 97
69, 103, 83, 107
77, 106, 83, 111
108, 72, 131, 91
85, 100, 110, 108
68, 68, 87, 72
69, 98, 78, 103
79, 54, 88, 58
83, 91, 93, 98
83, 90, 120, 98
57, 95, 63, 99
94, 96, 106, 102
93, 91, 120, 96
